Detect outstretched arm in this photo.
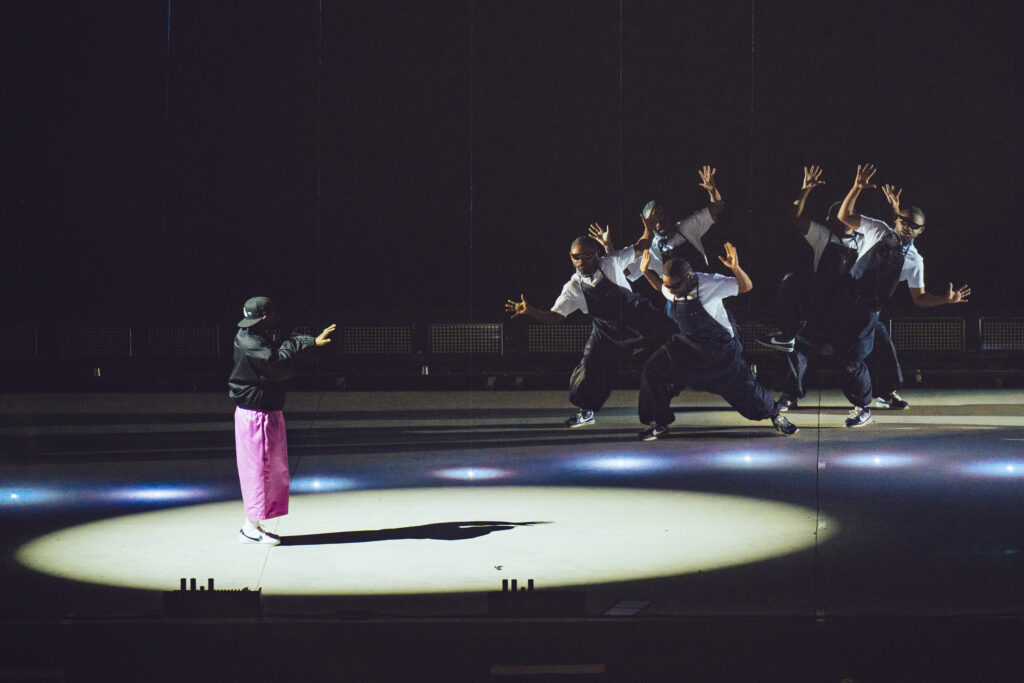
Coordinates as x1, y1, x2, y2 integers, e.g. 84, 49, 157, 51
717, 242, 752, 294
909, 283, 971, 308
698, 165, 724, 220
505, 294, 565, 324
837, 164, 876, 231
791, 165, 825, 236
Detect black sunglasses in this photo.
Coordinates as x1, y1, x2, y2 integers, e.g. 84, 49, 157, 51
570, 252, 596, 261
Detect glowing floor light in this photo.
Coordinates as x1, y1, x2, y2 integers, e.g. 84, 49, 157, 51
572, 454, 670, 473
1, 487, 66, 506
709, 451, 795, 469
103, 485, 212, 504
433, 467, 510, 481
959, 461, 1024, 478
831, 453, 919, 469
291, 476, 358, 493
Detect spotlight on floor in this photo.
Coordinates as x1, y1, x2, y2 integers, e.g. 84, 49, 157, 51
162, 577, 261, 617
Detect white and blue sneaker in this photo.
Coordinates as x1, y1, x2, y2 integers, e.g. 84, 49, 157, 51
638, 423, 670, 441
564, 409, 595, 428
876, 392, 909, 410
239, 528, 280, 546
845, 406, 873, 428
771, 413, 799, 436
755, 334, 796, 353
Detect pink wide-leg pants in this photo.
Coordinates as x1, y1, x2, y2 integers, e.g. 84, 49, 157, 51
234, 406, 290, 521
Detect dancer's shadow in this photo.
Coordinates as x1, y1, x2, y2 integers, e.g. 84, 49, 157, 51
280, 520, 548, 546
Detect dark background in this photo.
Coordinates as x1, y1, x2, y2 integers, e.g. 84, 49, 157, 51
7, 0, 1021, 330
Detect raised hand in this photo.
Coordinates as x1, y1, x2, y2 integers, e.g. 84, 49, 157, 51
505, 294, 529, 318
640, 249, 651, 273
854, 163, 877, 190
698, 165, 718, 192
802, 165, 825, 191
315, 323, 337, 347
946, 283, 971, 304
882, 184, 903, 213
588, 222, 612, 252
717, 242, 739, 270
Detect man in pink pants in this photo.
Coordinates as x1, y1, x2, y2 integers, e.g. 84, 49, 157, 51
228, 296, 335, 546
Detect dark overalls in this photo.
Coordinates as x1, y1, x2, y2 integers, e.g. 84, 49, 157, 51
569, 276, 670, 413
825, 232, 907, 407
638, 283, 778, 426
778, 233, 861, 399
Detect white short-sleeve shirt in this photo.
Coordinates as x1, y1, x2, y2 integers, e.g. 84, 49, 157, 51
900, 243, 925, 288
660, 272, 739, 337
803, 218, 890, 272
550, 245, 639, 317
626, 207, 715, 280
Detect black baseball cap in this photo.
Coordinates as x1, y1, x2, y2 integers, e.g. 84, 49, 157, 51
238, 296, 274, 328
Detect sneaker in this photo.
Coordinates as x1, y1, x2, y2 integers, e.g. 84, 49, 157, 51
755, 334, 795, 353
777, 393, 798, 412
239, 529, 280, 546
771, 413, 799, 436
256, 525, 280, 540
845, 406, 873, 428
876, 392, 909, 410
638, 423, 670, 441
564, 409, 595, 428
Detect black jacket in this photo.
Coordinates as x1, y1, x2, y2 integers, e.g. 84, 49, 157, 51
228, 328, 316, 411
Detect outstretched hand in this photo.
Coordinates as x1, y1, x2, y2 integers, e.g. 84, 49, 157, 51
315, 323, 337, 347
802, 165, 825, 191
505, 294, 529, 318
588, 222, 612, 251
717, 242, 739, 270
854, 163, 877, 190
698, 165, 718, 192
640, 249, 651, 273
946, 283, 971, 304
882, 184, 903, 213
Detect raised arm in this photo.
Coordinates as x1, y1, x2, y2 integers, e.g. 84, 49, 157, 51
909, 283, 971, 308
791, 165, 825, 236
837, 164, 876, 231
505, 294, 565, 325
717, 242, 752, 294
698, 165, 724, 221
882, 184, 903, 220
588, 223, 614, 254
639, 250, 663, 293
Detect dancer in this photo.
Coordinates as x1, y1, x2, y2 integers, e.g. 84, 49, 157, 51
866, 184, 971, 409
636, 244, 798, 440
228, 296, 336, 546
505, 222, 666, 428
758, 166, 890, 409
626, 165, 724, 279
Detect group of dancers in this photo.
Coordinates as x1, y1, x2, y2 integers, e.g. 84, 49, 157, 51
224, 164, 971, 545
505, 164, 970, 439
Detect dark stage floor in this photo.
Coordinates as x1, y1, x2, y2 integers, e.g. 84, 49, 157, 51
1, 389, 1022, 681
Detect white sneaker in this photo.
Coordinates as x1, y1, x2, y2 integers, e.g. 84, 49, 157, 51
239, 529, 280, 546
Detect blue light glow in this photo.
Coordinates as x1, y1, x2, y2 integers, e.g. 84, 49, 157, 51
0, 488, 63, 505
104, 485, 210, 504
573, 454, 671, 473
832, 453, 919, 469
291, 476, 358, 493
709, 451, 794, 469
433, 467, 510, 481
959, 461, 1024, 478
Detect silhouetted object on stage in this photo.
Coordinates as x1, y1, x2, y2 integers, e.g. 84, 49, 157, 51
163, 578, 261, 617
488, 579, 585, 617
